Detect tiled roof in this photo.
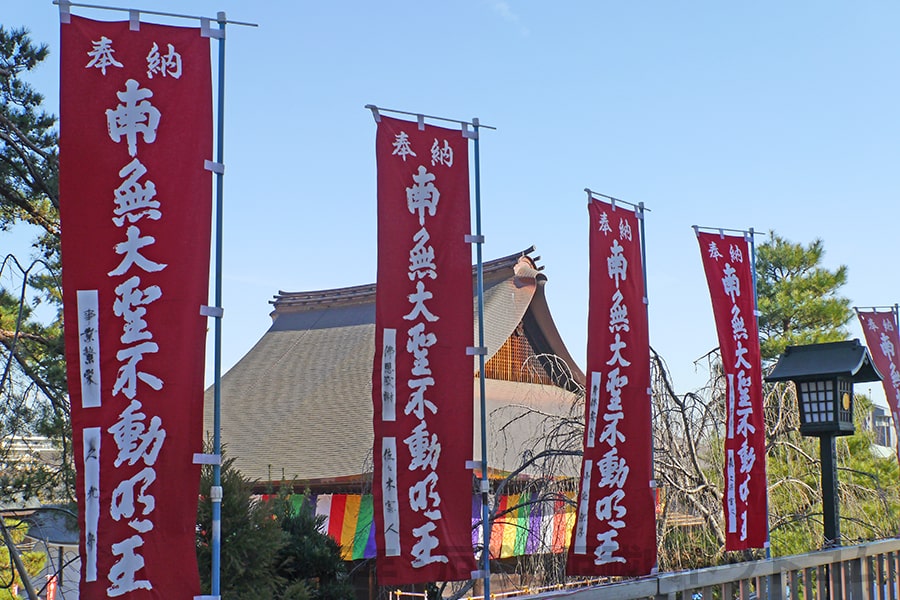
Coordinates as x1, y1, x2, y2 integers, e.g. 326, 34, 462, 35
203, 247, 583, 485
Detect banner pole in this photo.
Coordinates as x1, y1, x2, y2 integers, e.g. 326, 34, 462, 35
748, 227, 773, 561
211, 11, 227, 598
637, 202, 657, 573
472, 117, 491, 599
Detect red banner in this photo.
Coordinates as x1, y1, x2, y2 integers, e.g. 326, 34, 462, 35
857, 310, 900, 465
371, 115, 476, 584
60, 16, 211, 598
567, 199, 656, 576
697, 231, 768, 550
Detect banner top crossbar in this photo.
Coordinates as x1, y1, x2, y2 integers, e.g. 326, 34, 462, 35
585, 188, 650, 213
365, 104, 496, 131
54, 0, 259, 27
693, 225, 762, 238
854, 305, 899, 313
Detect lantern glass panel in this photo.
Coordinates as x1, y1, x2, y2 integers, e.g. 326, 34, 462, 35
799, 379, 835, 425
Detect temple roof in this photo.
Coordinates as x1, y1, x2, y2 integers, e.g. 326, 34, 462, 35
203, 247, 584, 488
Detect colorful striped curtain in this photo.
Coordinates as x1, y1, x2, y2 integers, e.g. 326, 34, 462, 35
264, 492, 576, 561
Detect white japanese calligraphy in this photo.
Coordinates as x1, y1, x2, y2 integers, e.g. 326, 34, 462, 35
410, 521, 448, 567
107, 535, 151, 596
408, 228, 436, 280
146, 42, 182, 79
109, 226, 167, 277
598, 212, 612, 235
607, 240, 628, 288
404, 420, 441, 471
721, 263, 740, 302
85, 36, 123, 75
108, 400, 166, 468
113, 159, 159, 226
403, 281, 438, 323
430, 139, 453, 167
618, 218, 632, 241
392, 131, 416, 161
406, 166, 440, 225
106, 79, 161, 157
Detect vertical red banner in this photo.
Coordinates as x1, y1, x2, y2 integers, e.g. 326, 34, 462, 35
60, 15, 212, 598
697, 231, 768, 551
371, 115, 476, 584
567, 199, 656, 576
857, 310, 900, 465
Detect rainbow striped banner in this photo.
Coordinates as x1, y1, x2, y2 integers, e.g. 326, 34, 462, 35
473, 492, 575, 560
265, 492, 575, 561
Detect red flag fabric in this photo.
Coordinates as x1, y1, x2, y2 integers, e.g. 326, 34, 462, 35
371, 115, 476, 584
567, 199, 656, 576
857, 310, 900, 465
60, 16, 211, 598
696, 231, 768, 550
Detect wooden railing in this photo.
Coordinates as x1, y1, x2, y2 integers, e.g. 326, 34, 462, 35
539, 538, 900, 600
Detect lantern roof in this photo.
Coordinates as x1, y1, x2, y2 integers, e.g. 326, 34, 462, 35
766, 339, 883, 383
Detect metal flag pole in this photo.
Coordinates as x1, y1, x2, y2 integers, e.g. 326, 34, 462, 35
635, 200, 657, 573
471, 117, 492, 600
210, 12, 227, 598
748, 228, 773, 562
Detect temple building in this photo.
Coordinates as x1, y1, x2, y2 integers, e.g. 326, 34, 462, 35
203, 247, 585, 593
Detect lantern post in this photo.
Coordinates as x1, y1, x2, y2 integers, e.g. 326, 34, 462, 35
767, 339, 882, 547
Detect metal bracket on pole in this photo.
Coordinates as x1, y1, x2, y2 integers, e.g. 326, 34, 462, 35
462, 122, 478, 139
480, 479, 490, 493
470, 570, 486, 579
464, 234, 485, 244
365, 104, 382, 123
201, 17, 225, 39
204, 160, 225, 174
210, 486, 223, 503
195, 596, 221, 600
467, 346, 487, 356
129, 9, 140, 30
193, 453, 222, 465
58, 0, 71, 23
200, 305, 224, 318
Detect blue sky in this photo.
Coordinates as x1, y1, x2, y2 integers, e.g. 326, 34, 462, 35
6, 1, 900, 400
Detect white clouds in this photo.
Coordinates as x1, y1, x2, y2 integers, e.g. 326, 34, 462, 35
488, 0, 530, 36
